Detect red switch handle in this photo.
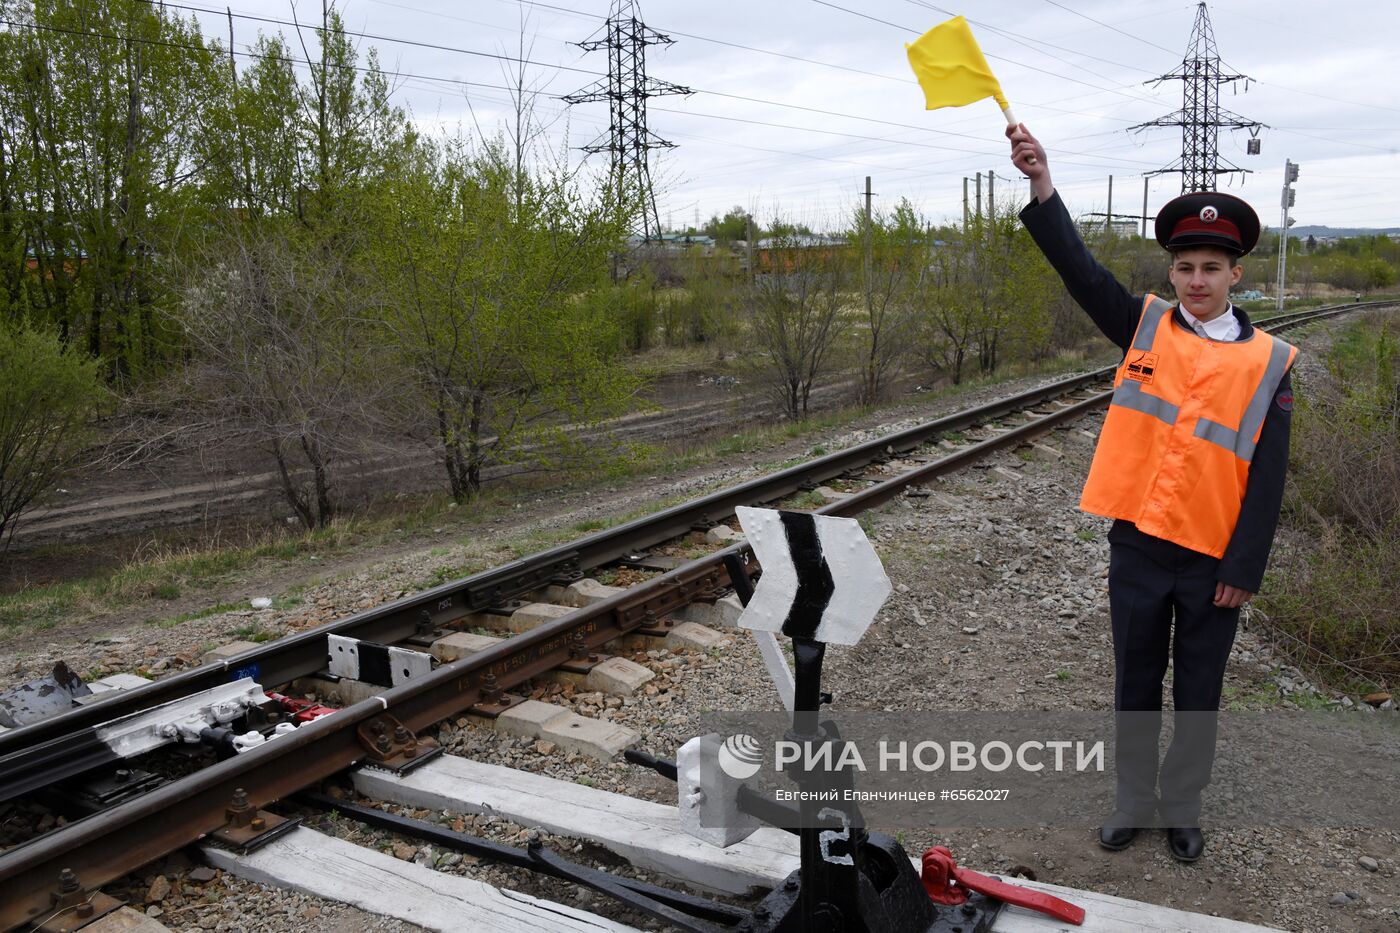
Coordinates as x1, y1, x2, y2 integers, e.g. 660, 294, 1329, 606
922, 846, 1086, 926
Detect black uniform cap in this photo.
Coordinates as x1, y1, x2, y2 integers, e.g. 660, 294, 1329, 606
1155, 191, 1260, 256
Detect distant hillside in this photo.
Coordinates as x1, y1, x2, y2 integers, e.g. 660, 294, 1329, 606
1269, 224, 1400, 239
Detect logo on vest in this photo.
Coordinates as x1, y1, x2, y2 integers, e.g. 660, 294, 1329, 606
1125, 350, 1159, 384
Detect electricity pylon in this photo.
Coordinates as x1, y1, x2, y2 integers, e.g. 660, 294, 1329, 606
564, 0, 691, 241
1132, 2, 1264, 193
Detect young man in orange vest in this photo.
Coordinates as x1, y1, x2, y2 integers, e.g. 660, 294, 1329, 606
1007, 124, 1297, 862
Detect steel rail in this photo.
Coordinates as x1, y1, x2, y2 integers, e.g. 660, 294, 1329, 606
0, 299, 1389, 926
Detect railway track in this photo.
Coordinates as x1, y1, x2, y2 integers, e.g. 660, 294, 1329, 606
0, 300, 1388, 930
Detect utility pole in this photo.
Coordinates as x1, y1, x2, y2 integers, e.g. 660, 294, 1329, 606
962, 177, 969, 229
564, 0, 692, 241
226, 8, 237, 79
985, 171, 997, 244
1106, 175, 1114, 237
745, 213, 754, 284
863, 176, 875, 316
975, 172, 983, 221
1277, 159, 1299, 313
1132, 2, 1264, 193
1141, 176, 1150, 239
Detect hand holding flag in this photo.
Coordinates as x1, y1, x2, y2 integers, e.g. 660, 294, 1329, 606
905, 15, 1031, 161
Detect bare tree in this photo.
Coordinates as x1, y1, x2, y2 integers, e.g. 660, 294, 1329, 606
855, 199, 925, 405
174, 220, 398, 527
747, 230, 850, 419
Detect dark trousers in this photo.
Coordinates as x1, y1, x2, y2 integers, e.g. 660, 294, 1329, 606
1107, 527, 1239, 826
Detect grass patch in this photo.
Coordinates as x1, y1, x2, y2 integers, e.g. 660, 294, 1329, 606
1258, 313, 1400, 689
148, 601, 241, 628
0, 504, 445, 635
781, 490, 827, 510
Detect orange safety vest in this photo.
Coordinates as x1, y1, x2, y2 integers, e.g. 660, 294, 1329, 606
1080, 295, 1298, 558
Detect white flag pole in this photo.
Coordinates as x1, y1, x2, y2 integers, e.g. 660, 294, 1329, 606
1002, 103, 1036, 165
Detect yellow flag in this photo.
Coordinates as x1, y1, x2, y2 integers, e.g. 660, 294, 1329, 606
905, 15, 1008, 112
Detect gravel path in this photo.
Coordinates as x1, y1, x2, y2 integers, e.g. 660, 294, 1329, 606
5, 342, 1396, 932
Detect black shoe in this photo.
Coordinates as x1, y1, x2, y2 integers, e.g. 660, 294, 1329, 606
1097, 813, 1141, 851
1167, 827, 1204, 862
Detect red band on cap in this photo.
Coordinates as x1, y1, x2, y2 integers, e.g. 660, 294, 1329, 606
1171, 215, 1242, 244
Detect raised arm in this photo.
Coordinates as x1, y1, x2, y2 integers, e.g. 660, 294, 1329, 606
1008, 123, 1142, 351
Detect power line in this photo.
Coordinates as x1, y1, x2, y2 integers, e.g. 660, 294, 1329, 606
144, 0, 607, 78
148, 0, 1163, 170
499, 0, 914, 85
1038, 0, 1178, 56
1, 14, 535, 99
900, 0, 1155, 81
809, 0, 1161, 106
0, 11, 1153, 189
501, 0, 1171, 131
651, 104, 1159, 172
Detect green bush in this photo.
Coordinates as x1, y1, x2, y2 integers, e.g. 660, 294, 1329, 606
1263, 313, 1400, 686
0, 321, 105, 551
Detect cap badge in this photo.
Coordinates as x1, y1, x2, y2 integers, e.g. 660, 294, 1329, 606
1199, 205, 1219, 224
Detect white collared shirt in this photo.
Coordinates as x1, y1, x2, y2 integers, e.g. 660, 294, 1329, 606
1178, 303, 1241, 342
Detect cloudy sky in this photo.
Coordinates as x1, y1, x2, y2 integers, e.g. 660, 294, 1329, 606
182, 0, 1400, 232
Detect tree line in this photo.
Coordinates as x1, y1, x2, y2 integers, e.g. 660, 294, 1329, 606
0, 0, 638, 547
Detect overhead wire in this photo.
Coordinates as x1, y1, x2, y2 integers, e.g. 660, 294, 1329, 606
496, 0, 915, 85
139, 0, 1165, 170
1, 7, 1157, 195
497, 0, 1172, 132
899, 0, 1158, 85
36, 2, 1390, 226
808, 0, 1162, 106
143, 0, 607, 78
1037, 0, 1178, 56
0, 9, 1376, 238
1, 14, 540, 101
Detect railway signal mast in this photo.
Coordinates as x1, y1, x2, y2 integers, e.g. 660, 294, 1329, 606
1132, 2, 1264, 195
1277, 160, 1300, 312
565, 0, 691, 242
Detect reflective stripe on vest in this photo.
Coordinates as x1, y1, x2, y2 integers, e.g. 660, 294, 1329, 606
1080, 294, 1297, 557
1192, 337, 1295, 461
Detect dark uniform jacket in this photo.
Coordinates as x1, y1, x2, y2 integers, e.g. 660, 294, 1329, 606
1019, 191, 1292, 594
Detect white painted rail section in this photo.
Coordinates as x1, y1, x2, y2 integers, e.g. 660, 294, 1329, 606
203, 825, 637, 932
355, 756, 1283, 933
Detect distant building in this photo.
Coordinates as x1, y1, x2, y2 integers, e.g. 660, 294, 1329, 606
627, 232, 717, 253
753, 233, 846, 249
